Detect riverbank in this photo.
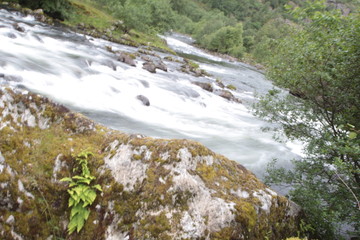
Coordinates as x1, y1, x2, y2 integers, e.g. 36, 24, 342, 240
0, 0, 175, 55
0, 0, 266, 72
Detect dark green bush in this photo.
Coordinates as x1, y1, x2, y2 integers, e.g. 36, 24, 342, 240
19, 0, 73, 20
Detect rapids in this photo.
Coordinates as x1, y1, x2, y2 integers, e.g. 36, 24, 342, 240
0, 9, 302, 178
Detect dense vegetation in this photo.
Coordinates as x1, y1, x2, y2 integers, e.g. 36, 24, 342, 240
8, 0, 358, 62
255, 1, 360, 239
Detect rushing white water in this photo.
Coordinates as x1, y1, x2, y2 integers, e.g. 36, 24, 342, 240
0, 9, 302, 177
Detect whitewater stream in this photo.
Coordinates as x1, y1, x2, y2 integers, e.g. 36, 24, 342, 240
0, 9, 302, 178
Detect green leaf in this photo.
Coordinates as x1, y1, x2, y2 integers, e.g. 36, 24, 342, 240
64, 150, 102, 235
74, 211, 85, 233
69, 197, 75, 207
93, 184, 103, 192
60, 177, 73, 182
349, 132, 357, 140
70, 203, 83, 218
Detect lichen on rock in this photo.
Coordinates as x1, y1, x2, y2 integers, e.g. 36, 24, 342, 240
0, 87, 301, 239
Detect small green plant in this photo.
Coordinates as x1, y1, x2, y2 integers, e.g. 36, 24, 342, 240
226, 84, 237, 91
61, 151, 102, 235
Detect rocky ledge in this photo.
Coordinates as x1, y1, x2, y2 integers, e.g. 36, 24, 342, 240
0, 87, 300, 239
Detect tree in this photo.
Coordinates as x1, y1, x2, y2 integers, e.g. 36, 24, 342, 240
255, 1, 360, 239
202, 23, 244, 57
19, 0, 73, 20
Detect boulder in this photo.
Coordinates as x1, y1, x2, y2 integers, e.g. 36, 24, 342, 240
154, 60, 167, 72
136, 95, 150, 106
192, 81, 213, 92
142, 62, 156, 73
141, 55, 168, 72
6, 33, 16, 39
180, 59, 209, 77
117, 52, 136, 67
13, 23, 25, 32
0, 87, 300, 240
33, 9, 44, 15
216, 79, 225, 88
214, 89, 242, 103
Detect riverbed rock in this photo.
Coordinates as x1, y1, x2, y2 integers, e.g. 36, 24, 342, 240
33, 9, 46, 22
142, 61, 157, 73
13, 23, 25, 32
136, 95, 150, 106
117, 52, 136, 67
192, 81, 214, 92
180, 58, 209, 77
0, 87, 301, 239
214, 89, 242, 103
154, 60, 167, 72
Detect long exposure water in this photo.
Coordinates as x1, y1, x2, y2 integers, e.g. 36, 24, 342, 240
0, 9, 302, 178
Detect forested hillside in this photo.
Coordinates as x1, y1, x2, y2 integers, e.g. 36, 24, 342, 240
10, 0, 358, 63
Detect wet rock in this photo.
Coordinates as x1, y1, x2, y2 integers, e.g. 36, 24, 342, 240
117, 52, 136, 67
163, 56, 181, 63
214, 89, 241, 103
13, 23, 25, 32
21, 8, 33, 15
139, 80, 149, 88
141, 56, 168, 72
192, 81, 213, 92
141, 55, 152, 62
6, 33, 16, 39
142, 62, 156, 73
4, 75, 23, 82
216, 79, 225, 88
33, 9, 44, 15
180, 59, 209, 77
154, 60, 167, 72
136, 95, 150, 106
138, 48, 160, 58
101, 60, 117, 71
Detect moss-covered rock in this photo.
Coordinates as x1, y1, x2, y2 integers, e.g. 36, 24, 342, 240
0, 87, 301, 239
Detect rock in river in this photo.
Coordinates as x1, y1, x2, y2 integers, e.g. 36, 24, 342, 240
136, 95, 150, 106
117, 52, 136, 67
142, 61, 157, 73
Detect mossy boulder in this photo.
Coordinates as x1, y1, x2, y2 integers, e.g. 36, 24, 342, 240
0, 87, 301, 239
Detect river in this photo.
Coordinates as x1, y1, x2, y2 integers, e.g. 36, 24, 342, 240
0, 8, 302, 178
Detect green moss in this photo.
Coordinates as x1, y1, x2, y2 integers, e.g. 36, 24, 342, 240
132, 153, 143, 161
235, 201, 257, 229
210, 227, 234, 239
113, 189, 141, 232
196, 163, 217, 182
140, 212, 171, 239
226, 84, 237, 91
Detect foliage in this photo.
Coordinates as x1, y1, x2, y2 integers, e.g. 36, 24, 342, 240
64, 0, 115, 30
94, 0, 176, 33
250, 18, 293, 63
19, 0, 73, 20
191, 11, 245, 57
61, 151, 102, 235
255, 1, 360, 239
